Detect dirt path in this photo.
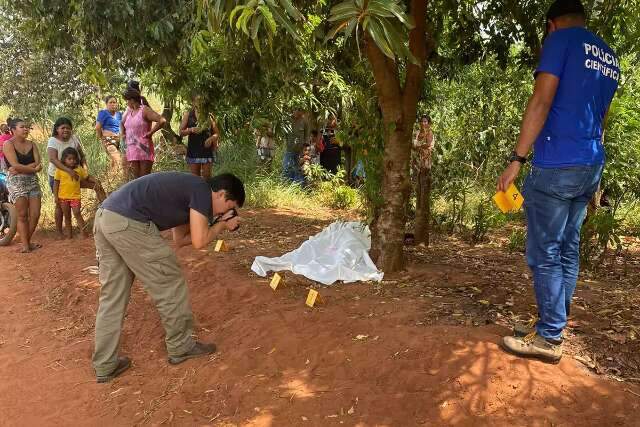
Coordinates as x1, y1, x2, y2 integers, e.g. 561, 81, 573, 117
1, 209, 639, 426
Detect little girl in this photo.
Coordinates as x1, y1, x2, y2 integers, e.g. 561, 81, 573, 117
53, 147, 104, 238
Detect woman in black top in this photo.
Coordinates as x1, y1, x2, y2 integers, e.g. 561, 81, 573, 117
2, 118, 42, 252
179, 95, 219, 180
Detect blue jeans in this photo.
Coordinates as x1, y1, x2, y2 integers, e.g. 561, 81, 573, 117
282, 151, 303, 184
523, 164, 603, 340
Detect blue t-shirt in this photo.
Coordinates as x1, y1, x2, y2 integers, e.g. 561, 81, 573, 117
96, 109, 123, 134
533, 27, 619, 168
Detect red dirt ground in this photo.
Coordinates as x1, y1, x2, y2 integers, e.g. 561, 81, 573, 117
1, 208, 639, 426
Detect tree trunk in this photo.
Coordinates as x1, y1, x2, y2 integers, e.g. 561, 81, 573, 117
373, 128, 413, 271
414, 167, 432, 245
366, 0, 430, 273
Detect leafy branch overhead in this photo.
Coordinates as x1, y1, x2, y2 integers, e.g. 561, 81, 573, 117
326, 0, 417, 64
197, 0, 304, 54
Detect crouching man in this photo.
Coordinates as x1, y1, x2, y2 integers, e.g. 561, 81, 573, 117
92, 172, 244, 382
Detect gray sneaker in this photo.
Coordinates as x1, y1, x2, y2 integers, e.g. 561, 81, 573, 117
500, 333, 562, 364
168, 342, 216, 365
96, 356, 132, 383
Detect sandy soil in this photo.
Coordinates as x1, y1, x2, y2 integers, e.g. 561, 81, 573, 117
1, 208, 639, 426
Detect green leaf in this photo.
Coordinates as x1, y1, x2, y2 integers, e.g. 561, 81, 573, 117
366, 18, 394, 59
328, 10, 361, 23
278, 0, 303, 20
251, 13, 264, 39
229, 5, 246, 26
268, 4, 299, 39
258, 5, 277, 35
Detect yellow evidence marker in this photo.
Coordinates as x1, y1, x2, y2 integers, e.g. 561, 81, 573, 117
493, 183, 524, 213
213, 240, 228, 252
270, 273, 285, 290
305, 289, 324, 308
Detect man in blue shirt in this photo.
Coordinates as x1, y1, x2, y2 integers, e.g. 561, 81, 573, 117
497, 0, 619, 363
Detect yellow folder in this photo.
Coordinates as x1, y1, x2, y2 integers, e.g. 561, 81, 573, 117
493, 183, 524, 213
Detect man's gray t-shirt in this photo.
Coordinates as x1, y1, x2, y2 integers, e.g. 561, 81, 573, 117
102, 172, 212, 231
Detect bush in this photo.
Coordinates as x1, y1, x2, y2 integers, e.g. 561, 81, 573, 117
506, 228, 527, 253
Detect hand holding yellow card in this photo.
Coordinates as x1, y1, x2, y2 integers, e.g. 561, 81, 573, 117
493, 183, 524, 213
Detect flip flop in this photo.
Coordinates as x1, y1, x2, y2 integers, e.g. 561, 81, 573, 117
29, 243, 42, 250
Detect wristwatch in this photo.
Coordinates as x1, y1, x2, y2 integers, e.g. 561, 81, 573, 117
509, 151, 527, 164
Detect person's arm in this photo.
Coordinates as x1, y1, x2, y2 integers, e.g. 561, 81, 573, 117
83, 173, 107, 202
179, 111, 194, 137
47, 146, 79, 180
187, 209, 239, 249
32, 143, 42, 172
53, 178, 60, 204
142, 106, 167, 139
3, 142, 39, 174
96, 122, 104, 141
496, 72, 559, 192
96, 111, 105, 140
120, 114, 126, 139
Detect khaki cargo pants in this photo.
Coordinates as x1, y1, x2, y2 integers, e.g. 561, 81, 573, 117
92, 208, 195, 376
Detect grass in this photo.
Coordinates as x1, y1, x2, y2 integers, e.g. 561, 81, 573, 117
31, 124, 364, 232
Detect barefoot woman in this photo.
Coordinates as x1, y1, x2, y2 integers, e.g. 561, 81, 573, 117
179, 95, 219, 180
120, 88, 166, 179
95, 95, 123, 178
2, 118, 42, 252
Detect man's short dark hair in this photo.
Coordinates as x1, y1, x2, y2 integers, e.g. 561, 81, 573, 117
546, 0, 585, 21
208, 173, 245, 207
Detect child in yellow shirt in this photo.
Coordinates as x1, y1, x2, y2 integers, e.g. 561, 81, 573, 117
53, 147, 101, 238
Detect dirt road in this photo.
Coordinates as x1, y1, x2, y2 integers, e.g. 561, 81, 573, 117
1, 209, 638, 426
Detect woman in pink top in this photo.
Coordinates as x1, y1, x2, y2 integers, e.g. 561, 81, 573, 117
120, 88, 166, 178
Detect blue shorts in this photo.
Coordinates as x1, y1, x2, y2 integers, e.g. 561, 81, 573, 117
48, 175, 55, 193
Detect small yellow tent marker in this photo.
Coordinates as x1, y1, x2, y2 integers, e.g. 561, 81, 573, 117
305, 289, 324, 307
213, 240, 228, 252
270, 273, 285, 290
493, 183, 524, 213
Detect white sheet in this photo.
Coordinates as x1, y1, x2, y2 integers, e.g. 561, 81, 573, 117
251, 221, 384, 285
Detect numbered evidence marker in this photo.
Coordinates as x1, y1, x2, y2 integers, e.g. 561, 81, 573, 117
493, 183, 524, 213
213, 240, 228, 252
270, 273, 285, 290
305, 289, 324, 308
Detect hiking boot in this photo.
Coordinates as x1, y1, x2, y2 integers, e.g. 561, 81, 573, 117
513, 317, 538, 337
500, 332, 563, 364
96, 356, 131, 383
168, 342, 217, 365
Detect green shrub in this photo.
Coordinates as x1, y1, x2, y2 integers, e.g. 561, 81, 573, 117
506, 228, 527, 253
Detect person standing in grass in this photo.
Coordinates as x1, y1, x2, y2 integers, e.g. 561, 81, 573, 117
92, 172, 244, 382
53, 147, 105, 239
2, 118, 42, 252
283, 109, 308, 184
256, 122, 276, 165
0, 120, 12, 170
47, 117, 89, 238
179, 95, 219, 180
95, 95, 123, 178
120, 88, 166, 179
497, 0, 619, 363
